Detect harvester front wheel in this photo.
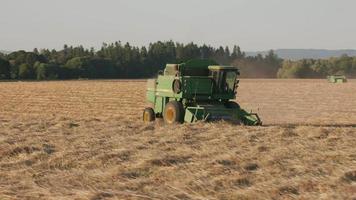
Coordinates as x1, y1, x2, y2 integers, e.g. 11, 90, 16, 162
143, 107, 155, 122
163, 101, 184, 124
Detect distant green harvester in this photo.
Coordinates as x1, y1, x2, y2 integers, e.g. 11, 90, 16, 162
327, 75, 347, 83
143, 59, 262, 125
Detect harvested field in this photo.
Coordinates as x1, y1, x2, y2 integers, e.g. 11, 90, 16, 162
0, 79, 355, 199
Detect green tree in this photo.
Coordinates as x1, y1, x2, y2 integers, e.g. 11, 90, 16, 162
63, 57, 88, 78
0, 58, 11, 79
35, 62, 59, 80
18, 63, 34, 79
231, 45, 244, 59
277, 60, 316, 78
351, 57, 356, 76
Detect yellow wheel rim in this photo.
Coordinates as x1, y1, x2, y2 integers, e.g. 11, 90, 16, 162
165, 107, 175, 123
143, 112, 149, 122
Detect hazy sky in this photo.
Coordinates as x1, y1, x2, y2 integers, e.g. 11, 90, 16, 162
1, 0, 356, 51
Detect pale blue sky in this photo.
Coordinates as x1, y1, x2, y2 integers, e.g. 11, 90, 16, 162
1, 0, 355, 51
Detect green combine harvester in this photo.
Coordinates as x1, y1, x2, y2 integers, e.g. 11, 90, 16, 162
327, 75, 347, 83
143, 59, 262, 125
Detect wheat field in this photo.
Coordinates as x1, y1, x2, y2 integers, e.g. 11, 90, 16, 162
0, 79, 355, 200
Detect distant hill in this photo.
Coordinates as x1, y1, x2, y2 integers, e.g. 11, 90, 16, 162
0, 50, 11, 54
246, 49, 356, 60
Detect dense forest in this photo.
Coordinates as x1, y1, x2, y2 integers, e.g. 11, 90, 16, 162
0, 41, 355, 80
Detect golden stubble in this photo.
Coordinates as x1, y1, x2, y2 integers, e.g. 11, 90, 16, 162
0, 79, 355, 200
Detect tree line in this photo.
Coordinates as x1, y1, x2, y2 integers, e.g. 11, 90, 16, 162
0, 41, 355, 80
277, 55, 356, 78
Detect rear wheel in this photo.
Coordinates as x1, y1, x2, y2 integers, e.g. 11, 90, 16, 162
143, 107, 155, 122
163, 101, 184, 124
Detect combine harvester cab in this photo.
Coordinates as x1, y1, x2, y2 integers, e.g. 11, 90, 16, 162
143, 59, 262, 126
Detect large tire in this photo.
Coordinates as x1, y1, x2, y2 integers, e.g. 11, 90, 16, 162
163, 101, 184, 124
143, 107, 155, 122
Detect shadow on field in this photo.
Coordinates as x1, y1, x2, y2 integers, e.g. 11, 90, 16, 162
263, 123, 356, 128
